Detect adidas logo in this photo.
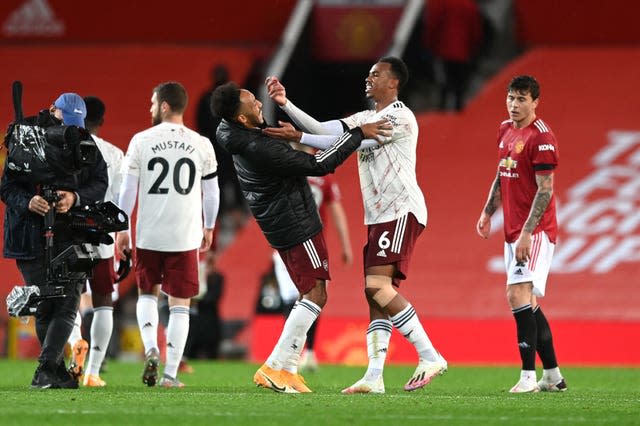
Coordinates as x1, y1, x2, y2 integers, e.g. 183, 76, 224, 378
92, 345, 101, 351
142, 322, 153, 328
377, 249, 387, 257
3, 0, 65, 37
515, 268, 524, 275
518, 341, 531, 349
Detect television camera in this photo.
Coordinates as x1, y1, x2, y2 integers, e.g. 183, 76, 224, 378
4, 81, 129, 317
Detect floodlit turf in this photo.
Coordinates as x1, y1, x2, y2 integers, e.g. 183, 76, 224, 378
0, 360, 638, 425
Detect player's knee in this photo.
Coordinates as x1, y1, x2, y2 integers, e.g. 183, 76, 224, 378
304, 280, 327, 307
365, 275, 397, 308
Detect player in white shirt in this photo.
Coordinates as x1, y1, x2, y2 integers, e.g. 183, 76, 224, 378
66, 96, 125, 387
264, 57, 446, 394
116, 82, 220, 388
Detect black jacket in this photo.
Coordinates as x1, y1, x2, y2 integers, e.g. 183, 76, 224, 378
1, 148, 108, 260
216, 119, 363, 249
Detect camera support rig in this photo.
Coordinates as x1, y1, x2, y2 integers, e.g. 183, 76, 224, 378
6, 192, 129, 317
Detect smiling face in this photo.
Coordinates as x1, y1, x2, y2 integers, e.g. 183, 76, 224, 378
236, 89, 264, 128
506, 89, 538, 128
365, 61, 398, 101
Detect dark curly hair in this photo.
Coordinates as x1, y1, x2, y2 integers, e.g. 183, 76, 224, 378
507, 75, 540, 100
379, 56, 409, 90
210, 82, 241, 122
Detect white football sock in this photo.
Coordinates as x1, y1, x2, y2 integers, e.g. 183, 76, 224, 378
363, 319, 392, 381
520, 369, 537, 382
85, 307, 113, 377
68, 311, 83, 346
267, 299, 320, 372
390, 304, 439, 362
136, 294, 159, 353
283, 336, 307, 374
543, 367, 563, 382
163, 305, 190, 379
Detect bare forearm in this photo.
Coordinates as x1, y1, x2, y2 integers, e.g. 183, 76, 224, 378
330, 203, 351, 251
483, 174, 502, 216
523, 173, 554, 233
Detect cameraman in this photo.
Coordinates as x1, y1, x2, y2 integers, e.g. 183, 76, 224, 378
1, 93, 108, 389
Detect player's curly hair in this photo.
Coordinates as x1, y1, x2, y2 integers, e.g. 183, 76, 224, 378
379, 56, 409, 90
508, 75, 540, 100
210, 82, 241, 122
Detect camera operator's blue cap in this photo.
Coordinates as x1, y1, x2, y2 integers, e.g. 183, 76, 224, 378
54, 93, 86, 128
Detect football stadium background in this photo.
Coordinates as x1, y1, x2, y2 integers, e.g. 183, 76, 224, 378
0, 0, 638, 366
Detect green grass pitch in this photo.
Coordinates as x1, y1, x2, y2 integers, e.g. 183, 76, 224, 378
0, 360, 637, 425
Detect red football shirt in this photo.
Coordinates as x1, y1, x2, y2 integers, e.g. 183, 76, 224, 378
307, 175, 340, 223
496, 118, 559, 243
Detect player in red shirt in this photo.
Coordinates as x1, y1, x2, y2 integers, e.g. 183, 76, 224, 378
477, 75, 567, 393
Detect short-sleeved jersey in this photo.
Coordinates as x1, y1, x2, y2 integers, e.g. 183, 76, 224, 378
94, 136, 124, 259
122, 122, 217, 251
94, 136, 124, 206
497, 118, 559, 243
307, 174, 340, 223
341, 101, 427, 226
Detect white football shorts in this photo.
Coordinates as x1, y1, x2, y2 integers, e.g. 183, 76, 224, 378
504, 231, 555, 297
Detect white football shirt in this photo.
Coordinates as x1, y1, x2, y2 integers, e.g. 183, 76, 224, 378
122, 122, 217, 251
93, 135, 124, 259
341, 101, 427, 226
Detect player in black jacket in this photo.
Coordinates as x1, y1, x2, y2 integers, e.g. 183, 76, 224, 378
212, 82, 389, 393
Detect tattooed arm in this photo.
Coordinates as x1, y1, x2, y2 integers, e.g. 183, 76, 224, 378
476, 171, 502, 239
515, 172, 554, 262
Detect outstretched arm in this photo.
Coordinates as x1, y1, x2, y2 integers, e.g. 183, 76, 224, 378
266, 76, 343, 135
262, 120, 391, 151
476, 171, 502, 239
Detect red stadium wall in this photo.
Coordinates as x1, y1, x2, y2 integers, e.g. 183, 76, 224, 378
0, 0, 296, 43
515, 0, 640, 46
1, 46, 639, 364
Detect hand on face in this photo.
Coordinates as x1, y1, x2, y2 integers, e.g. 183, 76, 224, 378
262, 121, 301, 142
